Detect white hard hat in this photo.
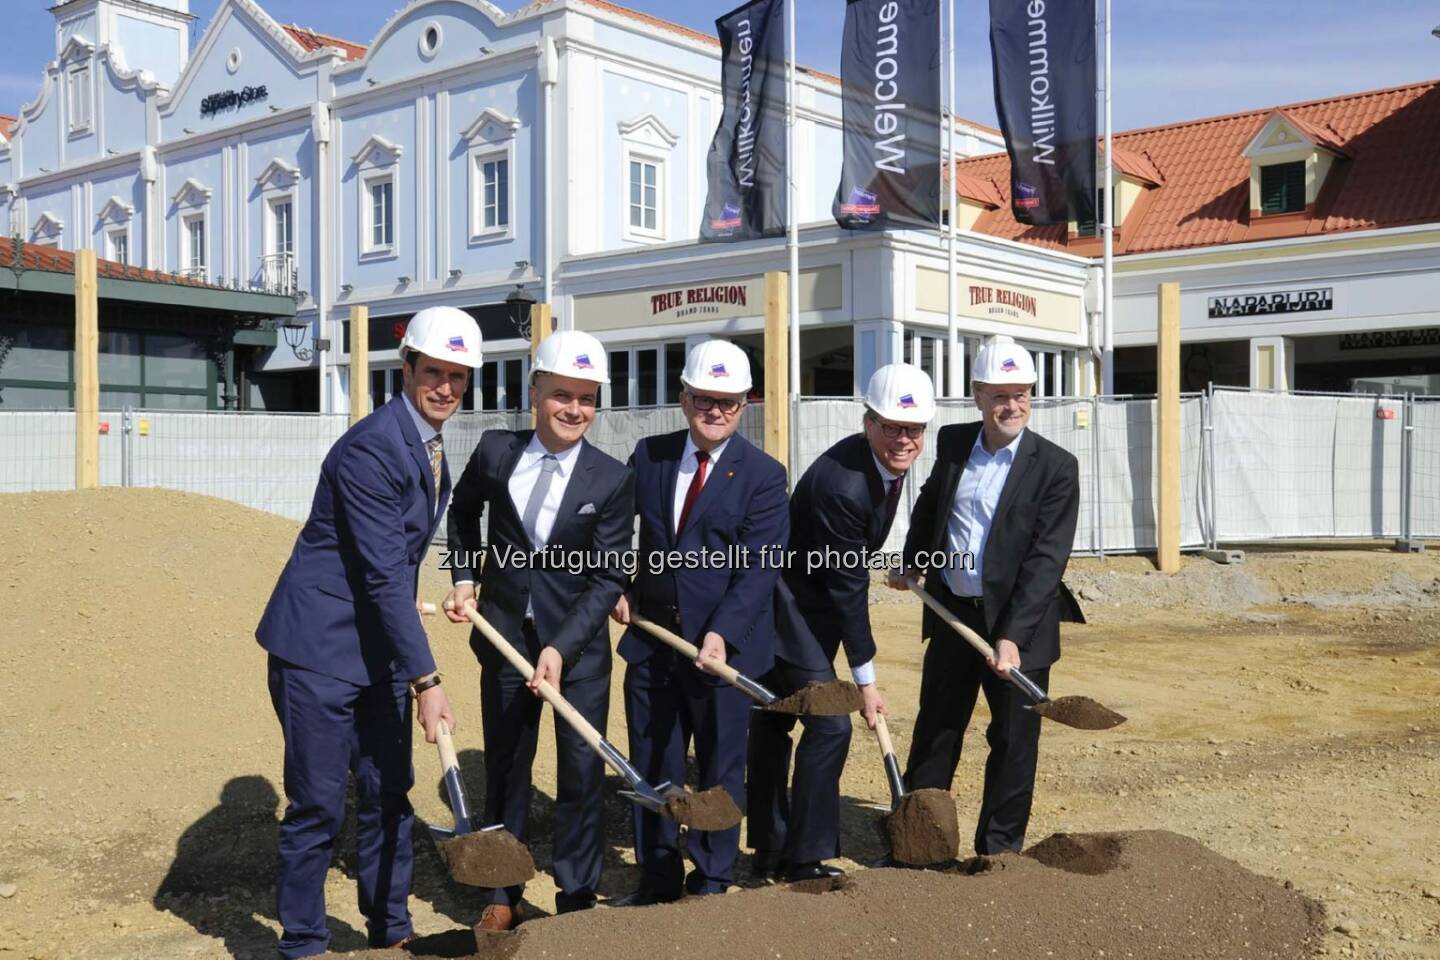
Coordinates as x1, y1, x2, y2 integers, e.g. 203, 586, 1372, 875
680, 339, 752, 393
399, 306, 483, 369
971, 335, 1036, 385
864, 362, 936, 424
532, 330, 609, 384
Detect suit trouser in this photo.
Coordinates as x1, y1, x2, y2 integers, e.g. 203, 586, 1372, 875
745, 658, 851, 865
478, 620, 609, 911
901, 588, 1050, 856
623, 647, 751, 896
267, 655, 415, 959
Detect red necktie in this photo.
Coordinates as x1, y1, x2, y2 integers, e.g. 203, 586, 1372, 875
676, 450, 710, 535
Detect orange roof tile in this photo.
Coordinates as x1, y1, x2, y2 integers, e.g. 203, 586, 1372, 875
283, 24, 367, 61
0, 115, 15, 140
0, 237, 223, 289
946, 169, 1005, 208
956, 79, 1440, 255
1103, 142, 1164, 186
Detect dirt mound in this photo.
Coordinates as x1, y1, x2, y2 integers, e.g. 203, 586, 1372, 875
885, 788, 959, 865
761, 680, 864, 715
436, 829, 536, 889
331, 831, 1323, 960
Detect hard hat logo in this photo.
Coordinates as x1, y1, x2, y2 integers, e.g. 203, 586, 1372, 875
574, 354, 593, 370
899, 394, 917, 409
446, 336, 467, 352
710, 363, 729, 377
1001, 357, 1019, 372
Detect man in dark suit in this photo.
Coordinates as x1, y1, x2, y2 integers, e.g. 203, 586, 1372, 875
256, 307, 482, 958
896, 335, 1084, 856
611, 339, 789, 904
747, 363, 936, 882
442, 330, 633, 931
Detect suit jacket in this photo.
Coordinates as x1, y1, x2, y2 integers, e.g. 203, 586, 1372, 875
256, 396, 448, 686
774, 433, 898, 673
902, 421, 1084, 668
447, 429, 634, 682
617, 430, 790, 680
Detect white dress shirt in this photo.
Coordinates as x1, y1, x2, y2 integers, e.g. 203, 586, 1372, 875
943, 428, 1025, 598
672, 433, 733, 535
400, 393, 441, 517
847, 453, 902, 688
509, 432, 581, 548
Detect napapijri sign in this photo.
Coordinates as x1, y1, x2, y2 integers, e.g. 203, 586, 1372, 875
833, 0, 942, 230
699, 0, 787, 242
200, 85, 268, 117
1207, 288, 1333, 319
989, 0, 1096, 225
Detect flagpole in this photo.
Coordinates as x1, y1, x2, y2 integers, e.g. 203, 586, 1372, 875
945, 0, 958, 397
1101, 0, 1114, 395
787, 0, 800, 403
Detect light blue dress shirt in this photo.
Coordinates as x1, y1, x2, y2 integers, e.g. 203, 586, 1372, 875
943, 428, 1025, 598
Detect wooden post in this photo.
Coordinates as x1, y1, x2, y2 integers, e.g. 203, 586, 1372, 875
349, 305, 369, 427
1156, 282, 1181, 574
763, 271, 789, 470
74, 249, 99, 490
529, 303, 552, 427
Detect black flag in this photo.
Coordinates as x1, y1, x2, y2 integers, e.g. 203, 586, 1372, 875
833, 0, 942, 230
699, 0, 788, 242
989, 0, 1097, 225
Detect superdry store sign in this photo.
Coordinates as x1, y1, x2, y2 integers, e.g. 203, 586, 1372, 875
1207, 288, 1333, 319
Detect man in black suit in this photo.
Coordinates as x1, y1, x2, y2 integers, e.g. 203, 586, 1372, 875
611, 338, 790, 904
443, 330, 634, 930
897, 335, 1084, 856
747, 363, 936, 882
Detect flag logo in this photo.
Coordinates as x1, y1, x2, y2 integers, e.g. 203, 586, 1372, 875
709, 202, 743, 233
710, 363, 729, 377
1014, 182, 1040, 210
898, 393, 917, 408
839, 186, 881, 220
574, 354, 593, 370
1001, 357, 1019, 372
446, 336, 467, 352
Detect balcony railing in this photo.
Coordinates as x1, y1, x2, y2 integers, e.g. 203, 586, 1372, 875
259, 253, 297, 297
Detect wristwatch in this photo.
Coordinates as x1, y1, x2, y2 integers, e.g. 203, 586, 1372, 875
410, 674, 442, 696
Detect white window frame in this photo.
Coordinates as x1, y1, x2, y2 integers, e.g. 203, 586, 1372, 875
67, 65, 92, 135
266, 193, 296, 259
30, 212, 64, 248
182, 213, 208, 277
106, 226, 130, 266
622, 147, 667, 243
362, 171, 396, 258
469, 146, 514, 243
352, 135, 403, 262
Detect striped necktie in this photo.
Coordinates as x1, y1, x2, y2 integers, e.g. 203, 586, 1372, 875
426, 435, 443, 501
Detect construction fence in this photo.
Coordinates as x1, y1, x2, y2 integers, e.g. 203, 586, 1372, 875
1, 388, 1435, 555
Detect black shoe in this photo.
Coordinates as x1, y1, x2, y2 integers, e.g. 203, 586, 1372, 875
610, 888, 681, 908
750, 850, 786, 880
783, 862, 846, 883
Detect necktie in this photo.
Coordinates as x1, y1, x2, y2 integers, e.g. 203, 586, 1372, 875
883, 475, 904, 529
676, 449, 710, 535
521, 454, 559, 547
426, 435, 444, 501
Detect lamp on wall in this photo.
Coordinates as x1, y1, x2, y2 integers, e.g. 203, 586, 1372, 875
278, 316, 313, 361
506, 284, 536, 341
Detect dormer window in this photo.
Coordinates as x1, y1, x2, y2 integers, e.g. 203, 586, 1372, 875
1259, 161, 1305, 215
1076, 189, 1116, 238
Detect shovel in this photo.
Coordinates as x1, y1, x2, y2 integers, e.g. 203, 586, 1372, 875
457, 605, 742, 830
905, 580, 1126, 731
871, 713, 960, 866
630, 615, 864, 716
426, 720, 537, 888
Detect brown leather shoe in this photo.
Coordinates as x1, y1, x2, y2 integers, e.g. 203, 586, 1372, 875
381, 933, 415, 949
476, 903, 520, 933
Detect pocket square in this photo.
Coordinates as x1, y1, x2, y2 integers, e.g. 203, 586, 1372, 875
577, 503, 597, 515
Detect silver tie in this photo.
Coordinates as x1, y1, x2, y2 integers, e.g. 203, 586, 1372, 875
521, 454, 559, 547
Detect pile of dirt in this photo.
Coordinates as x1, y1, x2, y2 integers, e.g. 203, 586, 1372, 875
1034, 694, 1127, 730
437, 830, 536, 889
662, 787, 742, 830
761, 680, 864, 715
334, 831, 1323, 960
885, 788, 959, 865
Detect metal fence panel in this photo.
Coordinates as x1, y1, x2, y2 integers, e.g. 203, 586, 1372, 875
0, 412, 77, 493
1332, 395, 1404, 538
1094, 398, 1206, 552
127, 411, 347, 522
1414, 397, 1440, 539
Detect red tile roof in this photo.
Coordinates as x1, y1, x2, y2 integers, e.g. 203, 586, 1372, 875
957, 79, 1440, 255
0, 115, 15, 140
283, 24, 367, 61
1271, 109, 1349, 157
0, 237, 221, 289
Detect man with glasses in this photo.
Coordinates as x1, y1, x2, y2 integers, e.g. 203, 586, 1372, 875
611, 339, 789, 904
748, 363, 936, 882
894, 335, 1084, 856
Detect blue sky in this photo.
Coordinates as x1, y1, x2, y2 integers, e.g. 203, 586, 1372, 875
3, 0, 1438, 132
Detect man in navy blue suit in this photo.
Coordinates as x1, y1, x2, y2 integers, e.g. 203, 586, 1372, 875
747, 363, 936, 882
611, 339, 789, 904
255, 307, 482, 958
441, 331, 634, 931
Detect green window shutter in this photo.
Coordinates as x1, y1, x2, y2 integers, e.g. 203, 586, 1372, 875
1260, 161, 1305, 214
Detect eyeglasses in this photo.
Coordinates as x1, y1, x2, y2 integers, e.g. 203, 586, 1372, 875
869, 417, 926, 440
981, 390, 1031, 407
687, 393, 744, 414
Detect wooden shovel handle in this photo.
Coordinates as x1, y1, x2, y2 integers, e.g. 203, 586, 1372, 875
462, 607, 605, 754
631, 615, 747, 687
906, 580, 997, 660
874, 712, 897, 756
436, 719, 459, 772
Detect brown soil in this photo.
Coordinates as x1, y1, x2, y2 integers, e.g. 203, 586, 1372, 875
436, 830, 535, 889
761, 680, 865, 716
885, 788, 959, 865
1034, 694, 1128, 729
336, 831, 1324, 960
661, 787, 742, 831
3, 490, 1439, 960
